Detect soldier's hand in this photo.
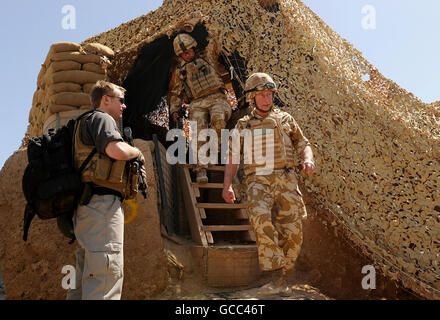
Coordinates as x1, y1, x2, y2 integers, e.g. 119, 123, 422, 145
222, 186, 236, 204
171, 112, 179, 122
136, 148, 145, 164
303, 160, 315, 176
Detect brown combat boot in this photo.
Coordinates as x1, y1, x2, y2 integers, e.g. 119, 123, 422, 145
196, 169, 208, 183
257, 269, 292, 297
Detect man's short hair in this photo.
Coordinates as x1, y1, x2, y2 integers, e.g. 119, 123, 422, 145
90, 80, 126, 109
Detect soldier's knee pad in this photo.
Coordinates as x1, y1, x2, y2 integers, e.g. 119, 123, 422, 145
210, 117, 226, 132
190, 111, 209, 129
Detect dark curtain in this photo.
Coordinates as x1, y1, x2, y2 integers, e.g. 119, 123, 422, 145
122, 24, 210, 142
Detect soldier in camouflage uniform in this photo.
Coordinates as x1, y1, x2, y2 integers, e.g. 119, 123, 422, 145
169, 33, 231, 183
222, 73, 315, 296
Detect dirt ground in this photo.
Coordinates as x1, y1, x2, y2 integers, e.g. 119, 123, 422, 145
152, 192, 421, 301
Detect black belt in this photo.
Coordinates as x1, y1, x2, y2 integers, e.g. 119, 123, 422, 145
92, 186, 122, 199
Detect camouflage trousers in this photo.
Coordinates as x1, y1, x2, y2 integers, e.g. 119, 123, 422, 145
245, 169, 307, 275
189, 91, 231, 173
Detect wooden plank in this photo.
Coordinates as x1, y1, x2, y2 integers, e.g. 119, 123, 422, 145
203, 225, 253, 232
196, 203, 248, 209
191, 182, 239, 189
198, 208, 207, 219
205, 245, 262, 287
179, 166, 208, 246
183, 164, 225, 171
153, 135, 173, 234
206, 165, 225, 172
206, 231, 214, 244
193, 185, 201, 198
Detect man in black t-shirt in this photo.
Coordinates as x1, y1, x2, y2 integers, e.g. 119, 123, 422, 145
67, 81, 145, 300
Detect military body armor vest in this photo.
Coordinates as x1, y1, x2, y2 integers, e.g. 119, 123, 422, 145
179, 56, 224, 100
74, 116, 139, 200
241, 109, 295, 175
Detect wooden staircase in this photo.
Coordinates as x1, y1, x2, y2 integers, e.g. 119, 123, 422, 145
178, 164, 261, 286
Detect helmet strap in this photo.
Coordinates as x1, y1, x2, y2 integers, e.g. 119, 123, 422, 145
252, 99, 273, 113
255, 104, 273, 113
179, 37, 187, 54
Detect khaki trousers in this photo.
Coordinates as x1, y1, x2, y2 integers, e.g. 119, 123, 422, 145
189, 91, 231, 172
245, 170, 307, 275
67, 194, 124, 300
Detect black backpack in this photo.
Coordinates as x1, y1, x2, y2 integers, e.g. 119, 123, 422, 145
22, 110, 97, 243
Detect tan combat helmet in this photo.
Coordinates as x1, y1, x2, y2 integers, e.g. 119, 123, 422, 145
173, 33, 198, 56
244, 72, 277, 102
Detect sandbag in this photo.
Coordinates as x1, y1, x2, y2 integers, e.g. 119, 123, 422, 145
28, 106, 38, 123
48, 52, 102, 64
80, 105, 93, 110
37, 109, 46, 124
46, 60, 81, 74
36, 90, 45, 104
43, 42, 82, 66
43, 109, 86, 133
37, 66, 47, 88
42, 94, 50, 108
82, 63, 105, 74
83, 83, 98, 94
47, 83, 82, 96
32, 90, 39, 106
49, 92, 90, 106
49, 42, 81, 54
83, 43, 115, 57
48, 104, 79, 114
46, 70, 104, 85
40, 107, 49, 125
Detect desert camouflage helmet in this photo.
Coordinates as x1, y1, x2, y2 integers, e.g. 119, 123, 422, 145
244, 73, 277, 102
173, 33, 197, 56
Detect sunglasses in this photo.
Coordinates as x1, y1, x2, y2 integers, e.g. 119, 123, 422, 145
106, 95, 125, 105
254, 82, 276, 91
246, 82, 276, 93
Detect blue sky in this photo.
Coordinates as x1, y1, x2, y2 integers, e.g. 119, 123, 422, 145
302, 0, 440, 103
0, 0, 439, 169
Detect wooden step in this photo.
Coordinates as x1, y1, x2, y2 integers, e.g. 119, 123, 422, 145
184, 164, 225, 171
203, 225, 253, 232
179, 166, 208, 246
196, 203, 247, 209
179, 163, 255, 247
192, 182, 230, 189
206, 165, 226, 172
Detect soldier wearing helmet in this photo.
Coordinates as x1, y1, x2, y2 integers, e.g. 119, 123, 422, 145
222, 72, 315, 297
168, 33, 231, 183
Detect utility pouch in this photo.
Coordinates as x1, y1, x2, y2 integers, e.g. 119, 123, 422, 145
108, 160, 126, 184
95, 155, 112, 180
127, 162, 140, 200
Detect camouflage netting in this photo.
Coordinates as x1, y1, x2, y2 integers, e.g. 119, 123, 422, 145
25, 0, 439, 298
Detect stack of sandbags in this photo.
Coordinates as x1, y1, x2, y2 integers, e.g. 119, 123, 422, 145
27, 41, 114, 136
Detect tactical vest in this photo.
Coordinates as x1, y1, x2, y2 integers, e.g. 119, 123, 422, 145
74, 115, 139, 200
241, 110, 295, 175
180, 56, 224, 100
